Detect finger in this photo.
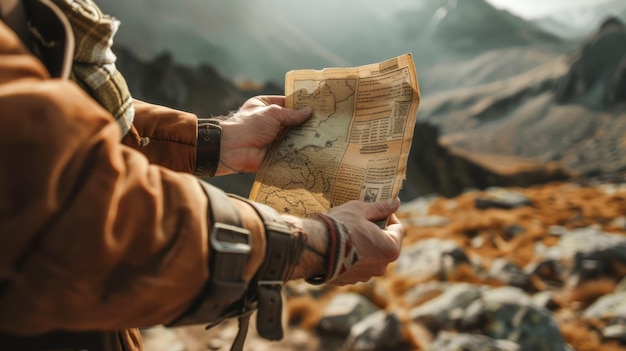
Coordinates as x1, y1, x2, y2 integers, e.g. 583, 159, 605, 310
362, 198, 401, 222
256, 95, 285, 107
272, 105, 312, 127
387, 214, 400, 225
385, 222, 405, 247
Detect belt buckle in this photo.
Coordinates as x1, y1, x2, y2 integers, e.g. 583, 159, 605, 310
210, 222, 251, 255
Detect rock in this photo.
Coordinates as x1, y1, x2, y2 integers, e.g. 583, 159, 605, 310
462, 287, 568, 351
599, 183, 626, 196
503, 224, 525, 240
404, 281, 450, 307
285, 280, 332, 299
483, 286, 533, 305
532, 226, 626, 286
474, 188, 533, 210
429, 331, 520, 351
410, 283, 483, 330
398, 196, 439, 216
616, 276, 626, 292
345, 311, 403, 351
610, 216, 626, 230
614, 299, 626, 325
471, 235, 486, 248
489, 258, 530, 288
603, 324, 626, 341
317, 293, 379, 336
524, 258, 565, 287
567, 233, 626, 286
548, 225, 568, 236
582, 292, 626, 321
396, 239, 468, 279
140, 326, 186, 351
582, 292, 626, 342
532, 291, 559, 310
403, 215, 451, 227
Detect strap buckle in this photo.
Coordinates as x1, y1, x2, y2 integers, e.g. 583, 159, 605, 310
208, 223, 251, 297
168, 221, 251, 327
210, 222, 251, 256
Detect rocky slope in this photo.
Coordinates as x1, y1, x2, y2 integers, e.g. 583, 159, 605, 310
141, 181, 626, 350
420, 18, 626, 181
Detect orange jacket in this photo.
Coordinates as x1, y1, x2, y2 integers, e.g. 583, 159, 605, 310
0, 6, 268, 349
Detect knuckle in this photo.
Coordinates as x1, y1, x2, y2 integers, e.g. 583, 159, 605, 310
372, 201, 386, 212
266, 104, 281, 113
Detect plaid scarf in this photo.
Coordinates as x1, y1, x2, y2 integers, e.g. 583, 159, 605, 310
51, 0, 134, 136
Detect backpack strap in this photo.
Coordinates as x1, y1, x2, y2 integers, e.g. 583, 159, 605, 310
0, 0, 74, 79
0, 0, 28, 42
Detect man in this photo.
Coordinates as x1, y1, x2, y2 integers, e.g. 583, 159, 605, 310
0, 0, 405, 350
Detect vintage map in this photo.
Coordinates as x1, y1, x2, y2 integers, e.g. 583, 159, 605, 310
250, 54, 420, 220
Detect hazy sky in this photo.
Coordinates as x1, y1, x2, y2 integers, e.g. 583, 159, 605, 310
485, 0, 613, 19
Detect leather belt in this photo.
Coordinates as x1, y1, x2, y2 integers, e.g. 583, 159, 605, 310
169, 182, 251, 326
242, 199, 304, 340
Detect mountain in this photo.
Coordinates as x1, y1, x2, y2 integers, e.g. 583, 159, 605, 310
532, 0, 626, 40
107, 2, 626, 198
113, 46, 281, 117
397, 0, 562, 55
99, 0, 565, 86
419, 18, 626, 180
418, 46, 564, 93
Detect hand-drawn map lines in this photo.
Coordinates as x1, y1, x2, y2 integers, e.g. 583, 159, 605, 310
255, 78, 357, 216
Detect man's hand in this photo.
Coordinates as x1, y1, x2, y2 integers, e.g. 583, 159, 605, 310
327, 199, 404, 285
216, 95, 312, 176
294, 199, 405, 285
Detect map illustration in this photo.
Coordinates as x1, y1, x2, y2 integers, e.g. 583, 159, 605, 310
250, 54, 420, 221
251, 78, 357, 216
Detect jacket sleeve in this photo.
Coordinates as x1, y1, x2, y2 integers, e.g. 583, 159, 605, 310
0, 21, 266, 335
121, 99, 199, 173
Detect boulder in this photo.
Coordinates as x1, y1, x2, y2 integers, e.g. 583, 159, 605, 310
430, 331, 520, 351
462, 287, 568, 351
345, 311, 403, 351
409, 283, 483, 329
317, 293, 379, 336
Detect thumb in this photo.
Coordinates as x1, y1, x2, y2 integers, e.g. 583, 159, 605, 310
274, 106, 312, 127
363, 198, 401, 222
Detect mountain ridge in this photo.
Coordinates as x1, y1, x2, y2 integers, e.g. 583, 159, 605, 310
422, 18, 626, 180
100, 0, 566, 85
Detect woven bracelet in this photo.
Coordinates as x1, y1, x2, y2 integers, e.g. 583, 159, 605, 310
306, 213, 360, 284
